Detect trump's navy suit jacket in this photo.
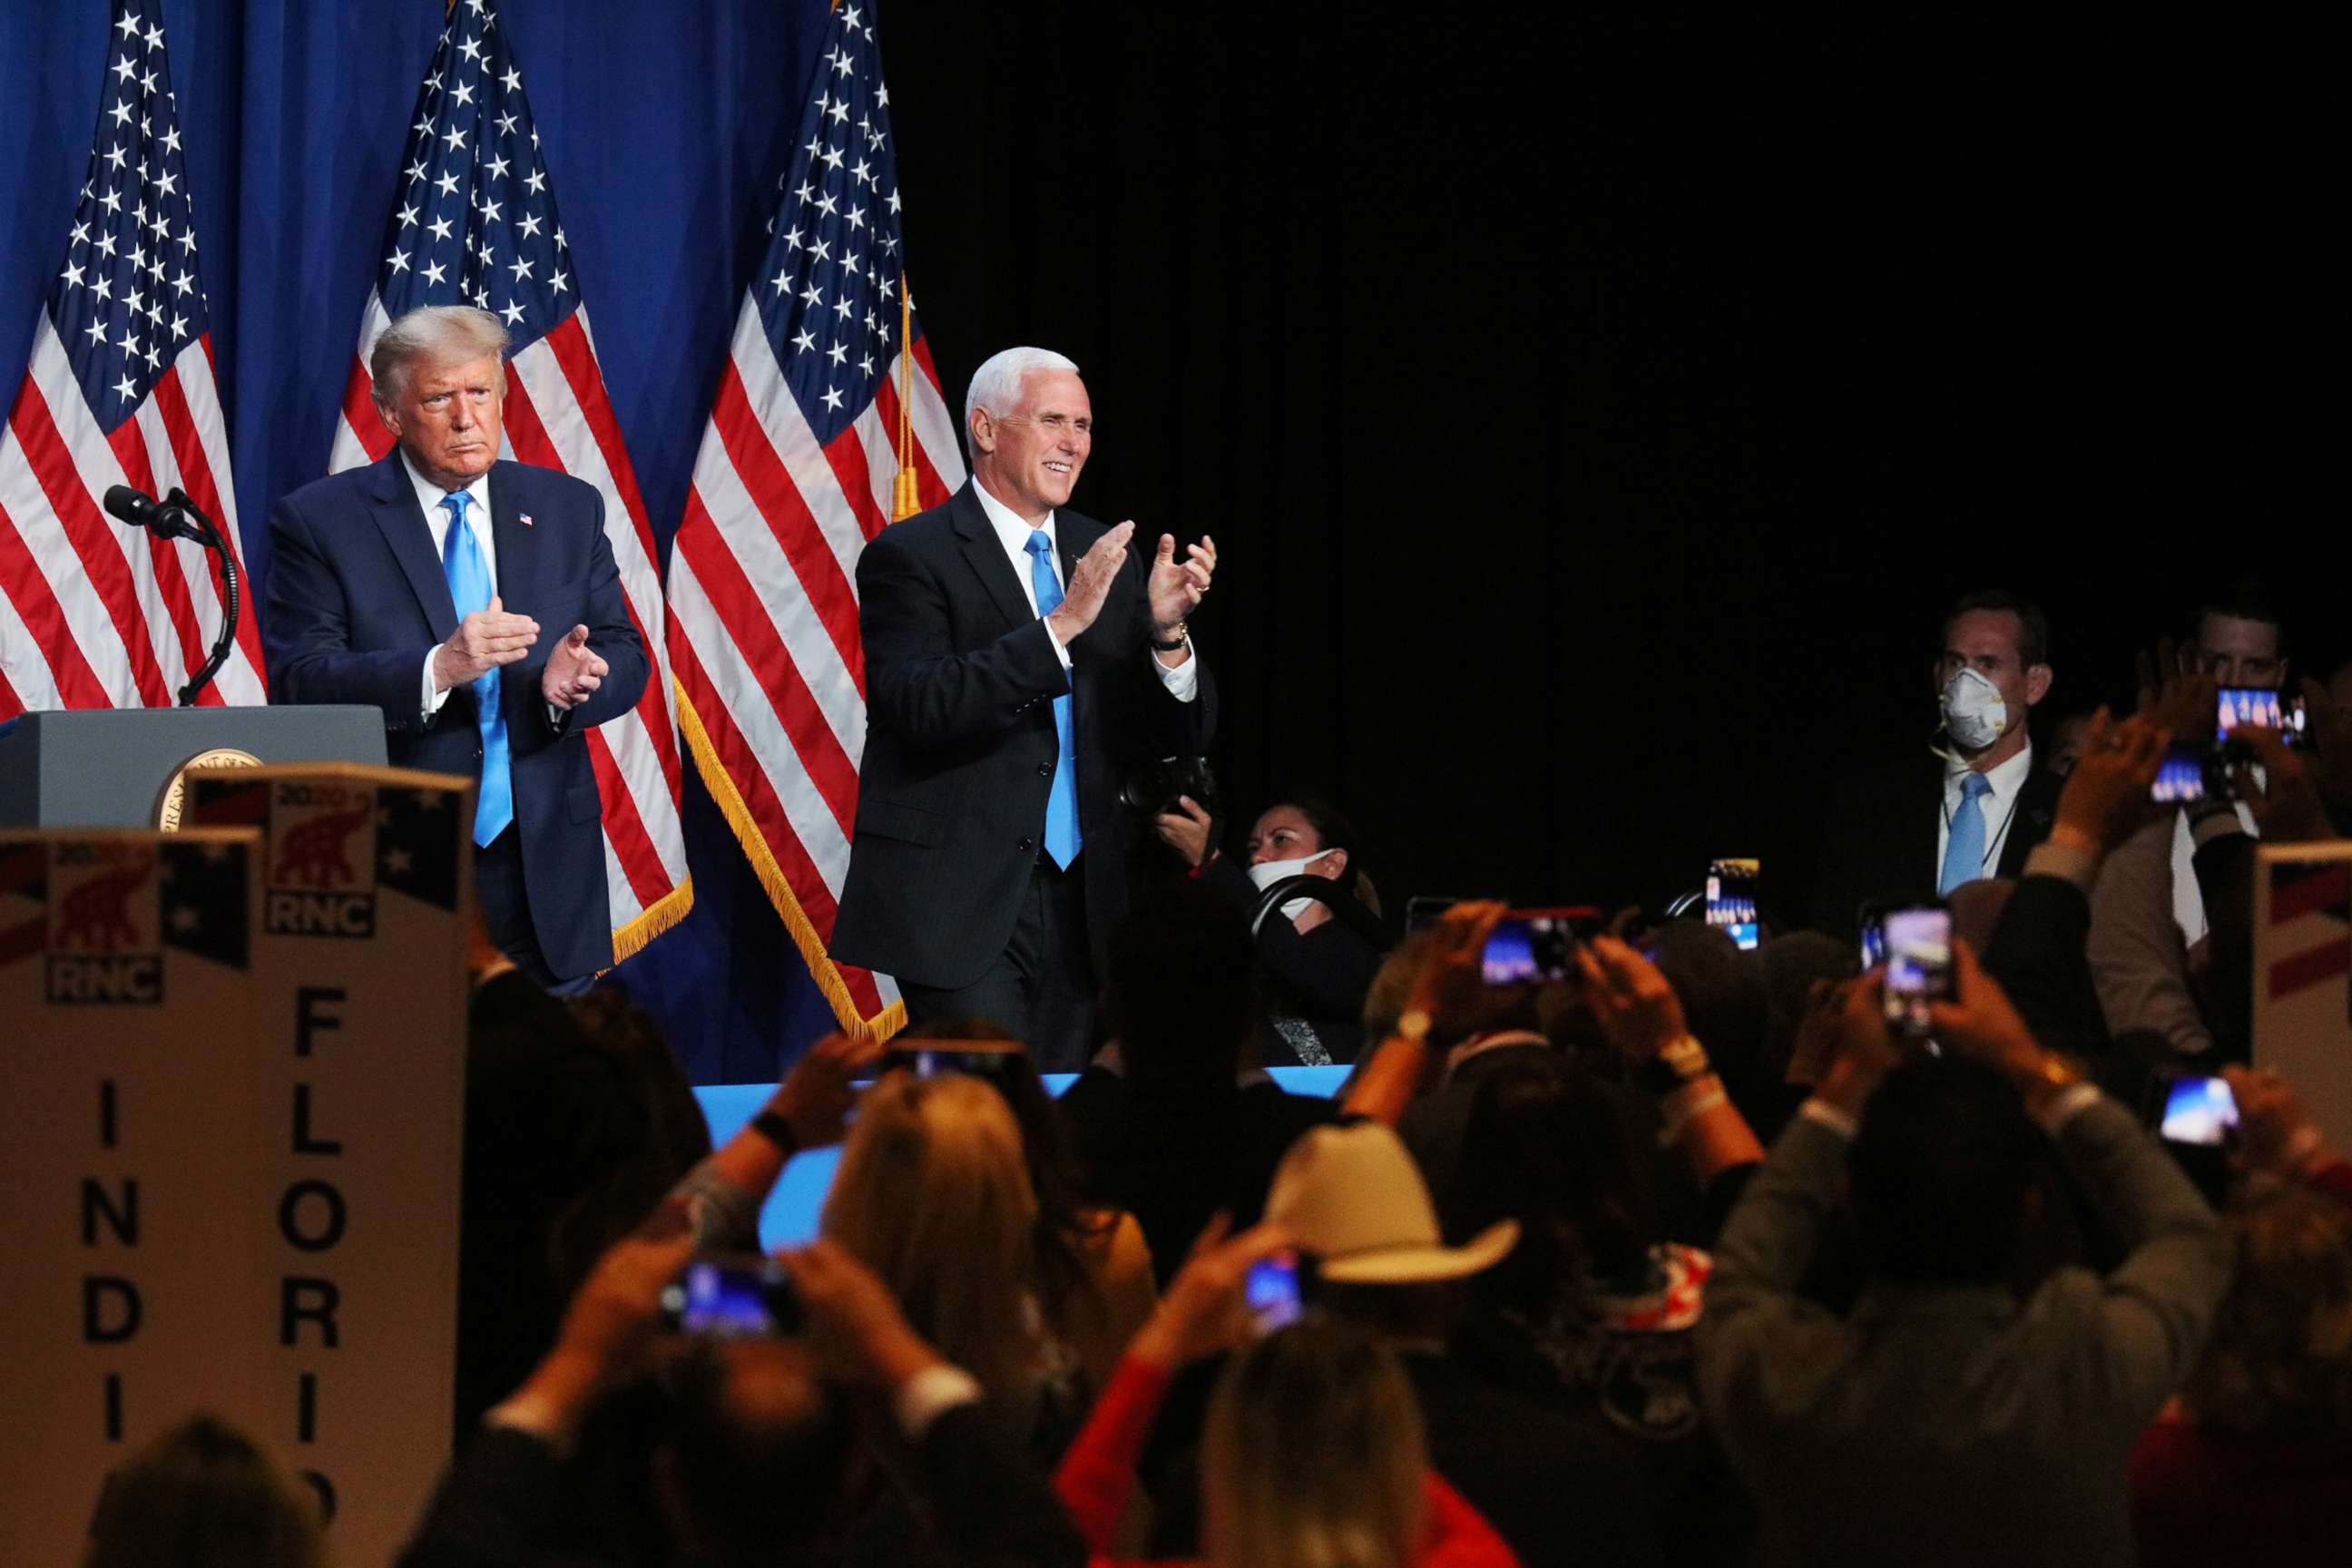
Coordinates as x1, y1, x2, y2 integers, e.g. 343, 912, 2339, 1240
262, 453, 646, 980
829, 483, 1216, 989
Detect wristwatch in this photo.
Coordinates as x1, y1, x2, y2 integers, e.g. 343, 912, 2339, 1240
2026, 1053, 2085, 1094
750, 1108, 799, 1157
1395, 1008, 1434, 1045
1633, 1034, 1712, 1097
1151, 622, 1188, 652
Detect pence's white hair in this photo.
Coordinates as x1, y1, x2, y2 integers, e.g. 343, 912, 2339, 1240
370, 305, 511, 406
964, 346, 1080, 462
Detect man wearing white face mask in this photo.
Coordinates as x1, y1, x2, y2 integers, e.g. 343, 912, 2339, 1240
1810, 591, 2062, 940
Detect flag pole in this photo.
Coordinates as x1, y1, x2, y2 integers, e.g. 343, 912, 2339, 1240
892, 274, 919, 520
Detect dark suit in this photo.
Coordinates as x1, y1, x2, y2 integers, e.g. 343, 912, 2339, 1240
263, 453, 646, 983
830, 484, 1214, 1055
1809, 751, 2060, 940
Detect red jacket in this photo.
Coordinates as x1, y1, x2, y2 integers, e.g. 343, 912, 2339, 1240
2127, 1156, 2352, 1567
1054, 1356, 1522, 1568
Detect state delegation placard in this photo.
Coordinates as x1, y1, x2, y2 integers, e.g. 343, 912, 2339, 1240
184, 762, 473, 1560
0, 828, 262, 1565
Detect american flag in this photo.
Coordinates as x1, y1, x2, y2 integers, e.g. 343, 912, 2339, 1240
0, 1, 265, 719
2264, 858, 2350, 1004
326, 0, 691, 959
667, 0, 964, 1036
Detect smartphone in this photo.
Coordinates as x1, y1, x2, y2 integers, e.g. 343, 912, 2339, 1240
2151, 745, 2211, 804
661, 1253, 802, 1338
886, 1044, 1025, 1087
1857, 905, 1887, 970
1881, 905, 1953, 1036
1705, 858, 1760, 951
2215, 687, 2304, 747
2157, 1073, 2239, 1147
1244, 1249, 1317, 1332
1481, 909, 1590, 985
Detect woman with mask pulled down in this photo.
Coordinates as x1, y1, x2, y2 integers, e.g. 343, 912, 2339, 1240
1154, 792, 1388, 1066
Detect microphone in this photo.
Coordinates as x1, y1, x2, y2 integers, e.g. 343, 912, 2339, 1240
103, 484, 166, 530
103, 486, 183, 543
101, 485, 240, 706
104, 485, 204, 544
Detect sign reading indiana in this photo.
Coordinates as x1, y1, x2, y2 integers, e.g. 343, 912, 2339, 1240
0, 835, 250, 1004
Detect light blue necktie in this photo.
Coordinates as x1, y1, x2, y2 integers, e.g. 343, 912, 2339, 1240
442, 491, 513, 847
1025, 530, 1081, 867
1938, 771, 1993, 897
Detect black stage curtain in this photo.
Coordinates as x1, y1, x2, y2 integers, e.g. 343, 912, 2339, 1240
883, 4, 2347, 926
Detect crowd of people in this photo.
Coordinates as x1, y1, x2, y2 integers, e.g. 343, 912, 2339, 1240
83, 586, 2352, 1567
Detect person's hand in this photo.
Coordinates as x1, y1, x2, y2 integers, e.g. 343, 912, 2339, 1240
1810, 975, 1902, 1116
1152, 795, 1215, 867
433, 595, 539, 691
2135, 637, 2217, 741
1573, 935, 1690, 1061
1146, 531, 1215, 640
769, 1031, 885, 1149
1601, 905, 1647, 941
497, 1219, 696, 1440
1126, 1215, 1289, 1372
540, 623, 610, 711
2220, 1063, 2339, 1181
779, 1238, 941, 1389
1782, 977, 1848, 1089
2296, 674, 2352, 805
2227, 724, 2332, 844
554, 1221, 698, 1376
1923, 939, 2050, 1086
1402, 899, 1506, 1042
1043, 521, 1135, 645
2048, 708, 2169, 854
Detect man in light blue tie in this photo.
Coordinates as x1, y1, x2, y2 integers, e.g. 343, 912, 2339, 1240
265, 306, 647, 988
1812, 591, 2061, 936
833, 347, 1219, 1068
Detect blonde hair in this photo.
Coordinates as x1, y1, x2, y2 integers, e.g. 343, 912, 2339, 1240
820, 1073, 1042, 1392
1200, 1322, 1427, 1568
2185, 1188, 2352, 1433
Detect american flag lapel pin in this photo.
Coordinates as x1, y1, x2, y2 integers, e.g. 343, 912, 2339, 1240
519, 513, 534, 527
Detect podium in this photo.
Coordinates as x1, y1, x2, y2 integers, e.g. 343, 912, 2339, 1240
0, 706, 387, 828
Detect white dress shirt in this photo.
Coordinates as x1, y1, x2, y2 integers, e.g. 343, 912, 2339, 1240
407, 454, 497, 717
2166, 800, 2256, 946
1934, 741, 2034, 884
969, 480, 1197, 702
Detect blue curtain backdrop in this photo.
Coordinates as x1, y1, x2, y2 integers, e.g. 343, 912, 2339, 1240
2, 0, 849, 1083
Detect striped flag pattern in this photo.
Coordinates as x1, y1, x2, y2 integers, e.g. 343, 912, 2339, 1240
325, 0, 691, 958
2263, 858, 2350, 1003
667, 0, 965, 1036
0, 0, 264, 719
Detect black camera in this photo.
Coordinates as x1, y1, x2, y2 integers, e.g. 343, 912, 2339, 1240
1120, 755, 1218, 818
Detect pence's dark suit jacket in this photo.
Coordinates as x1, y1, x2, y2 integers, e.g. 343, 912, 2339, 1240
830, 483, 1216, 989
263, 454, 646, 981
